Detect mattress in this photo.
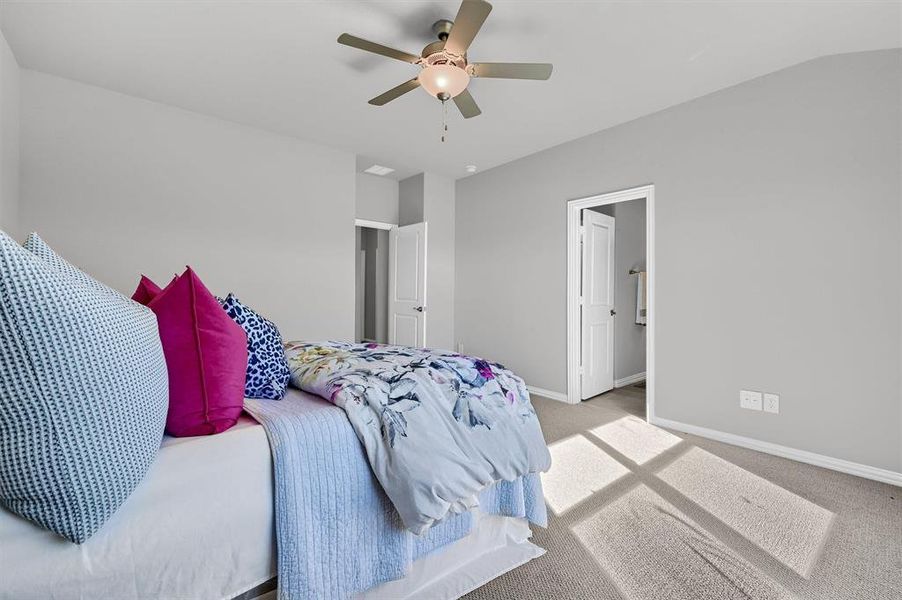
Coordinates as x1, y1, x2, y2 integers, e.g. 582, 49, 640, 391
0, 415, 276, 600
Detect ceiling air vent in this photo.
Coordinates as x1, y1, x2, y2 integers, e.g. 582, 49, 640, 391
363, 164, 395, 176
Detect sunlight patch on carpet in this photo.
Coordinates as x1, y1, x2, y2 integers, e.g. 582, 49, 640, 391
572, 485, 792, 600
541, 434, 629, 515
589, 415, 682, 464
657, 447, 834, 577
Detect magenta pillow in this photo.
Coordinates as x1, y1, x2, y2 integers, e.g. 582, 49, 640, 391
148, 267, 248, 437
131, 275, 162, 305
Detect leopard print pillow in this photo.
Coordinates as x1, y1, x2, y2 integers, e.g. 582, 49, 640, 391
220, 294, 290, 400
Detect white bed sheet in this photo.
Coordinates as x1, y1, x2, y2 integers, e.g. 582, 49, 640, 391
0, 408, 545, 600
0, 415, 276, 600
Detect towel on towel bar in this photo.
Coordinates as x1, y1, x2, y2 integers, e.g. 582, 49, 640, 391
636, 271, 647, 325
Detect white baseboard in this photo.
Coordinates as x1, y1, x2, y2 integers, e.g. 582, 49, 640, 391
615, 372, 646, 388
650, 415, 902, 488
526, 385, 569, 404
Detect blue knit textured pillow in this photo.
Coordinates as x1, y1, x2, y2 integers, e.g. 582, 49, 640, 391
0, 231, 168, 543
220, 294, 289, 400
24, 232, 127, 300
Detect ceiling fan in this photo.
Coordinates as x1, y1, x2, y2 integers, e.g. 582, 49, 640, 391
337, 0, 553, 119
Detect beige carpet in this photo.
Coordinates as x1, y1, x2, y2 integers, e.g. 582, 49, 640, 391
464, 386, 902, 600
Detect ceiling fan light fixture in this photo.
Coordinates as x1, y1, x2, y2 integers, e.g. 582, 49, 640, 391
418, 64, 470, 100
337, 0, 552, 121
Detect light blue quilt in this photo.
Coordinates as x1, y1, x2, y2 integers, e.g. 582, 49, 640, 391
244, 390, 547, 599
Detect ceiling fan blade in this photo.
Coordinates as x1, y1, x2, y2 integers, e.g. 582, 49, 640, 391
453, 89, 482, 119
369, 78, 421, 106
337, 33, 420, 64
444, 0, 492, 57
470, 62, 553, 80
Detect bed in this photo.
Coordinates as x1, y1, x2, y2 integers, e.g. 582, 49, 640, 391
1, 230, 552, 598
0, 389, 546, 600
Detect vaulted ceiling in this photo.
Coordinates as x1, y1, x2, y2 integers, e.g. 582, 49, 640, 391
2, 1, 899, 179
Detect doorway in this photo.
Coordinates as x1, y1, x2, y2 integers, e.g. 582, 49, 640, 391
566, 185, 655, 420
354, 219, 428, 348
355, 223, 391, 344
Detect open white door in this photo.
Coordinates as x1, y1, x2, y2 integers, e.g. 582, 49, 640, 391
581, 210, 615, 399
388, 222, 427, 347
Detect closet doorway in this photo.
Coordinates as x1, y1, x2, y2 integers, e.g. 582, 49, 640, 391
355, 219, 393, 344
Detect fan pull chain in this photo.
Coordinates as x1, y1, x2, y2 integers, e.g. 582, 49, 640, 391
441, 98, 448, 143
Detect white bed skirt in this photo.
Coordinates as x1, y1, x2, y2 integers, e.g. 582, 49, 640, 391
360, 511, 545, 600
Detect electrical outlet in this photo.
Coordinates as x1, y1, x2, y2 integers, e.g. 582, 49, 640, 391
740, 390, 763, 411
763, 393, 780, 414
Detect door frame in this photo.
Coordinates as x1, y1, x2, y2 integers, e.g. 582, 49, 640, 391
566, 184, 655, 421
354, 218, 395, 231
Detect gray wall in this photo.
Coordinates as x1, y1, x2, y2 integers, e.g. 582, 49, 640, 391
20, 69, 357, 341
0, 26, 18, 238
356, 173, 398, 224
456, 50, 901, 472
398, 174, 425, 227
423, 172, 455, 352
590, 199, 647, 381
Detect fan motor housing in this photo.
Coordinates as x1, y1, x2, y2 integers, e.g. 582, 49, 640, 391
431, 19, 454, 40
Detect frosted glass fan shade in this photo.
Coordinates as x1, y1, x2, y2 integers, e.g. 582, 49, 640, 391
418, 64, 470, 98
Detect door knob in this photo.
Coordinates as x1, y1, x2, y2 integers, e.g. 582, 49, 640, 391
414, 306, 425, 313
610, 309, 616, 316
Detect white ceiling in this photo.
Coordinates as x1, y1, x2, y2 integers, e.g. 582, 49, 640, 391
2, 1, 899, 180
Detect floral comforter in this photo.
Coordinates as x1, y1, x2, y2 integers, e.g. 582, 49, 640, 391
284, 341, 552, 535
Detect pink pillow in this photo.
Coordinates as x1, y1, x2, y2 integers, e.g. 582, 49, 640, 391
131, 275, 162, 305
131, 275, 179, 305
148, 267, 248, 437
